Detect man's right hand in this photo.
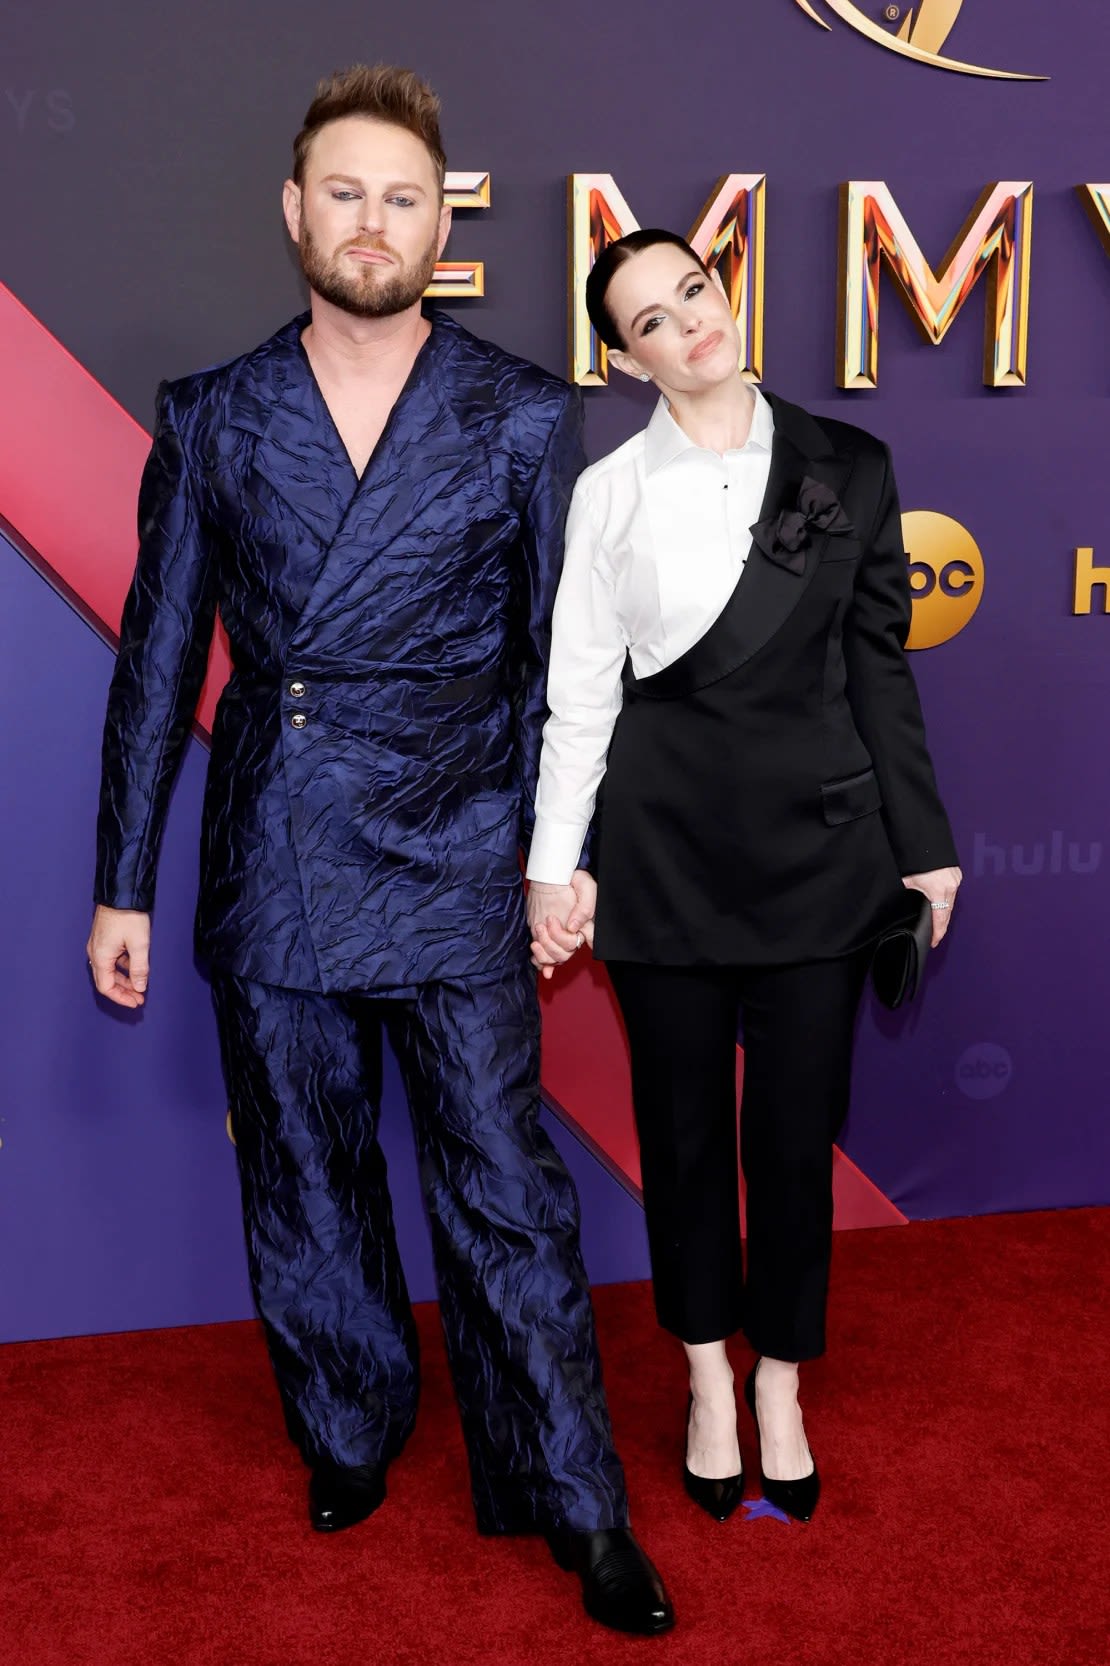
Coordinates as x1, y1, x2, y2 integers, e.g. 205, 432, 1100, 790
86, 906, 151, 1008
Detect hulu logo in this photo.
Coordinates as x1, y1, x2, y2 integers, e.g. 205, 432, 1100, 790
972, 833, 1101, 879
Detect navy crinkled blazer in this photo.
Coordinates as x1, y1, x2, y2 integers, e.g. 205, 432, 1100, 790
95, 309, 584, 993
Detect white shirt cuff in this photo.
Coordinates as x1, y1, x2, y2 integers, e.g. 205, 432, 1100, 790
525, 819, 590, 884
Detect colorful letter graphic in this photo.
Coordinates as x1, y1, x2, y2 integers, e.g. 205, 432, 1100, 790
567, 173, 766, 386
428, 171, 492, 297
837, 180, 1033, 388
1077, 185, 1110, 259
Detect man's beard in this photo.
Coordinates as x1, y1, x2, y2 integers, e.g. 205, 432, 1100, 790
298, 222, 440, 318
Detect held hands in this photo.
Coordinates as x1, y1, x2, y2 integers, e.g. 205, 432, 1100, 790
86, 905, 151, 1007
902, 866, 962, 948
528, 869, 597, 979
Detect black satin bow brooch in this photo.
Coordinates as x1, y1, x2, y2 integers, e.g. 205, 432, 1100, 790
749, 476, 854, 575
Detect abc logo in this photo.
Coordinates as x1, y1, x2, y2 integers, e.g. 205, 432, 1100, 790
955, 1042, 1013, 1102
902, 511, 984, 650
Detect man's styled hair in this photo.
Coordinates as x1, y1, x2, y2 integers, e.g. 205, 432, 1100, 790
585, 229, 712, 351
293, 64, 446, 191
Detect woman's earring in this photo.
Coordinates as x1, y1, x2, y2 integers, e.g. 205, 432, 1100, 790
639, 374, 650, 383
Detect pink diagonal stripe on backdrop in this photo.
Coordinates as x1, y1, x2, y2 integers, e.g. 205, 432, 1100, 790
0, 280, 230, 735
1, 280, 906, 1226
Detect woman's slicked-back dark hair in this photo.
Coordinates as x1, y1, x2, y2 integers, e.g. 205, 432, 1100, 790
585, 229, 712, 351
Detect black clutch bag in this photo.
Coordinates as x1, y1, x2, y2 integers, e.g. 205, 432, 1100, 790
870, 892, 933, 1009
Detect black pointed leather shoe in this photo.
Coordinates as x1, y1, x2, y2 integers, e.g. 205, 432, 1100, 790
743, 1360, 821, 1522
308, 1459, 387, 1532
683, 1394, 745, 1522
547, 1527, 675, 1635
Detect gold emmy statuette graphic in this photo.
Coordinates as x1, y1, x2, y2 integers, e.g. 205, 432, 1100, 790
792, 0, 1046, 80
226, 1109, 236, 1146
903, 511, 984, 648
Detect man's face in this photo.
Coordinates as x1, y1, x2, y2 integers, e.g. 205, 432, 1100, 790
284, 116, 451, 318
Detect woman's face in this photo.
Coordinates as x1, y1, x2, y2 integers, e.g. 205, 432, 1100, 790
605, 242, 740, 394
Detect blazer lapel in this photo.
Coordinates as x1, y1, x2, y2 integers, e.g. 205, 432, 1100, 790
629, 393, 854, 700
339, 310, 468, 546
227, 314, 354, 551
290, 312, 472, 636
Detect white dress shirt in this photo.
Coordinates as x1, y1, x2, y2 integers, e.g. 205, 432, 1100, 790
527, 387, 775, 884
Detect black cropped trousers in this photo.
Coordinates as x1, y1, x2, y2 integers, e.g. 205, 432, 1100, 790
607, 949, 872, 1361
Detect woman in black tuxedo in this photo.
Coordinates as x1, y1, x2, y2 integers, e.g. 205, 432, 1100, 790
526, 229, 961, 1523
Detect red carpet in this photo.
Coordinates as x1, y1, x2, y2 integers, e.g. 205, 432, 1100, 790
3, 1209, 1108, 1666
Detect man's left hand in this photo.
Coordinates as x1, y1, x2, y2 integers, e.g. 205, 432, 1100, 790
902, 866, 962, 947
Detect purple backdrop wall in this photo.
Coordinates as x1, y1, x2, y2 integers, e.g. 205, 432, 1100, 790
2, 0, 1107, 1342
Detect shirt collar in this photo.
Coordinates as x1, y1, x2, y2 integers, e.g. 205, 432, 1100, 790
643, 384, 775, 476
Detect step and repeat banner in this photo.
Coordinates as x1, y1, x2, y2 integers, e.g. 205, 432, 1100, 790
2, 0, 1107, 1340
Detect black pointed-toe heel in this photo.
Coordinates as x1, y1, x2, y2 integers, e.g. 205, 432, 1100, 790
682, 1393, 745, 1522
743, 1360, 821, 1522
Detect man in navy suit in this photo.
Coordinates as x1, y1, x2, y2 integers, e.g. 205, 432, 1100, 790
87, 64, 672, 1636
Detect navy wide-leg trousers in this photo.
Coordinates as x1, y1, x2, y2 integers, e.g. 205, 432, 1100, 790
210, 964, 628, 1535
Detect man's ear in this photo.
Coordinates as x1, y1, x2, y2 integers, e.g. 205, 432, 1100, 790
437, 202, 453, 258
282, 179, 302, 244
608, 348, 649, 382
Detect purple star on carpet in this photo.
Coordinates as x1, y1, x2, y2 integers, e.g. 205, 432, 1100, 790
743, 1496, 792, 1525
